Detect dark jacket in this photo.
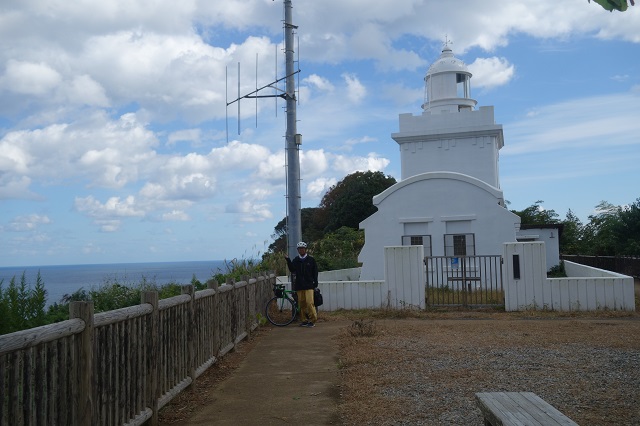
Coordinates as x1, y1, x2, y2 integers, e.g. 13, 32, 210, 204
285, 255, 318, 291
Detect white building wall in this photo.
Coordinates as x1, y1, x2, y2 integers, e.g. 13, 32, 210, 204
393, 106, 503, 187
516, 227, 561, 269
359, 172, 520, 280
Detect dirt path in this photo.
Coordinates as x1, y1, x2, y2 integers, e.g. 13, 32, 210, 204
160, 319, 346, 425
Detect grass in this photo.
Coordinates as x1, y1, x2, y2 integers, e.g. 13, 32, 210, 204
426, 287, 505, 306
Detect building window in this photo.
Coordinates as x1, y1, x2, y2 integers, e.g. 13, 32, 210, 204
444, 233, 475, 256
402, 235, 432, 256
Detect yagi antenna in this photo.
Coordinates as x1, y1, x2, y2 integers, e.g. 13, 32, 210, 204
224, 0, 303, 260
225, 43, 300, 140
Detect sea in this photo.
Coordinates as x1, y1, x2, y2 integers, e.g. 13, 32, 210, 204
0, 260, 228, 307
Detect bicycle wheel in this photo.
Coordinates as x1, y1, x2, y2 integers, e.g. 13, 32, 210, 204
265, 296, 296, 326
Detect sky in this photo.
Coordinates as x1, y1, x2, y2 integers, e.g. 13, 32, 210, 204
1, 0, 639, 267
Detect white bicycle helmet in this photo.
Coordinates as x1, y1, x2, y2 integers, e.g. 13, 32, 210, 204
296, 241, 307, 248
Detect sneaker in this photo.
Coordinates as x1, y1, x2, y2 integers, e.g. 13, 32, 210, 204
304, 322, 315, 328
299, 321, 309, 327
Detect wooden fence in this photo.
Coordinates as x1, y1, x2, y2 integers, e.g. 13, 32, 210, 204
0, 272, 274, 426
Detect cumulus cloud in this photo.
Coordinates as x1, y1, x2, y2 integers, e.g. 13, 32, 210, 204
74, 195, 146, 231
342, 73, 366, 103
65, 74, 110, 107
82, 243, 105, 255
306, 177, 337, 198
75, 195, 146, 219
208, 140, 271, 170
333, 153, 390, 174
162, 210, 190, 221
140, 173, 216, 202
225, 200, 273, 223
340, 136, 377, 152
304, 74, 335, 92
300, 149, 329, 176
611, 74, 629, 82
468, 57, 515, 90
0, 176, 37, 199
167, 128, 202, 146
0, 112, 158, 194
0, 60, 62, 96
9, 214, 51, 232
256, 152, 286, 182
0, 136, 32, 174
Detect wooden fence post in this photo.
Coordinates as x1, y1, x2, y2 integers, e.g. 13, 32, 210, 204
141, 291, 159, 426
241, 275, 250, 337
182, 285, 195, 389
225, 278, 236, 351
69, 301, 94, 426
207, 279, 220, 358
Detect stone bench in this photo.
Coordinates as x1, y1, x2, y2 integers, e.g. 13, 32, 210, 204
475, 392, 578, 426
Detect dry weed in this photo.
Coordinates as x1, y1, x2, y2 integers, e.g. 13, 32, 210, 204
347, 319, 378, 337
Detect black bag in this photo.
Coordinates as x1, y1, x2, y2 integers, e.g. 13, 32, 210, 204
314, 288, 323, 307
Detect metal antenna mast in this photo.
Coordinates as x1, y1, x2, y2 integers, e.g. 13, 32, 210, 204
283, 0, 302, 259
225, 0, 302, 258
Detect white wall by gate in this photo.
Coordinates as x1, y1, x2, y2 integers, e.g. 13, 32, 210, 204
279, 246, 426, 311
318, 246, 425, 310
384, 246, 426, 309
503, 242, 635, 312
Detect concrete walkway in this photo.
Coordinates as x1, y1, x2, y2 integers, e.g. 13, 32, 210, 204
184, 320, 347, 425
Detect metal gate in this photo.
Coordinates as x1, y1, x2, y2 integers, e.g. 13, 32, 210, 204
425, 255, 504, 307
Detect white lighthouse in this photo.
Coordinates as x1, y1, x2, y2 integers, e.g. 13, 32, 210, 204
358, 43, 521, 280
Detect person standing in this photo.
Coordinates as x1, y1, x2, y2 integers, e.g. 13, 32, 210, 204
284, 241, 318, 327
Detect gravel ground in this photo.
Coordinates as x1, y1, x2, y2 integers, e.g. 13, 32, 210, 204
337, 316, 640, 425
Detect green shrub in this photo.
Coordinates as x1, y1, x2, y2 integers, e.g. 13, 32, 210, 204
0, 271, 49, 335
2, 260, 274, 334
548, 261, 567, 278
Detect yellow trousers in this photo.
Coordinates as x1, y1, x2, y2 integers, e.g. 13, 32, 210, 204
297, 289, 317, 323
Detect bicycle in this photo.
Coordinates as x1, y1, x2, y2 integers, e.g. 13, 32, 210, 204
265, 283, 299, 326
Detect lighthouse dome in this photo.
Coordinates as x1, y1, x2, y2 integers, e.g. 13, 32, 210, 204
427, 45, 470, 76
423, 43, 476, 113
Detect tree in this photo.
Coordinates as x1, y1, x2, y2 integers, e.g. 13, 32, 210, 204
263, 171, 395, 272
0, 272, 49, 335
27, 271, 47, 328
511, 200, 560, 225
320, 171, 396, 233
612, 197, 640, 255
581, 201, 620, 255
590, 0, 634, 12
268, 207, 323, 252
560, 209, 584, 254
310, 227, 364, 271
0, 279, 7, 335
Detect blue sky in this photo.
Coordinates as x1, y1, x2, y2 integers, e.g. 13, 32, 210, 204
1, 0, 639, 267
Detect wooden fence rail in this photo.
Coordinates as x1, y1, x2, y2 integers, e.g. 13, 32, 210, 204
0, 272, 275, 426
